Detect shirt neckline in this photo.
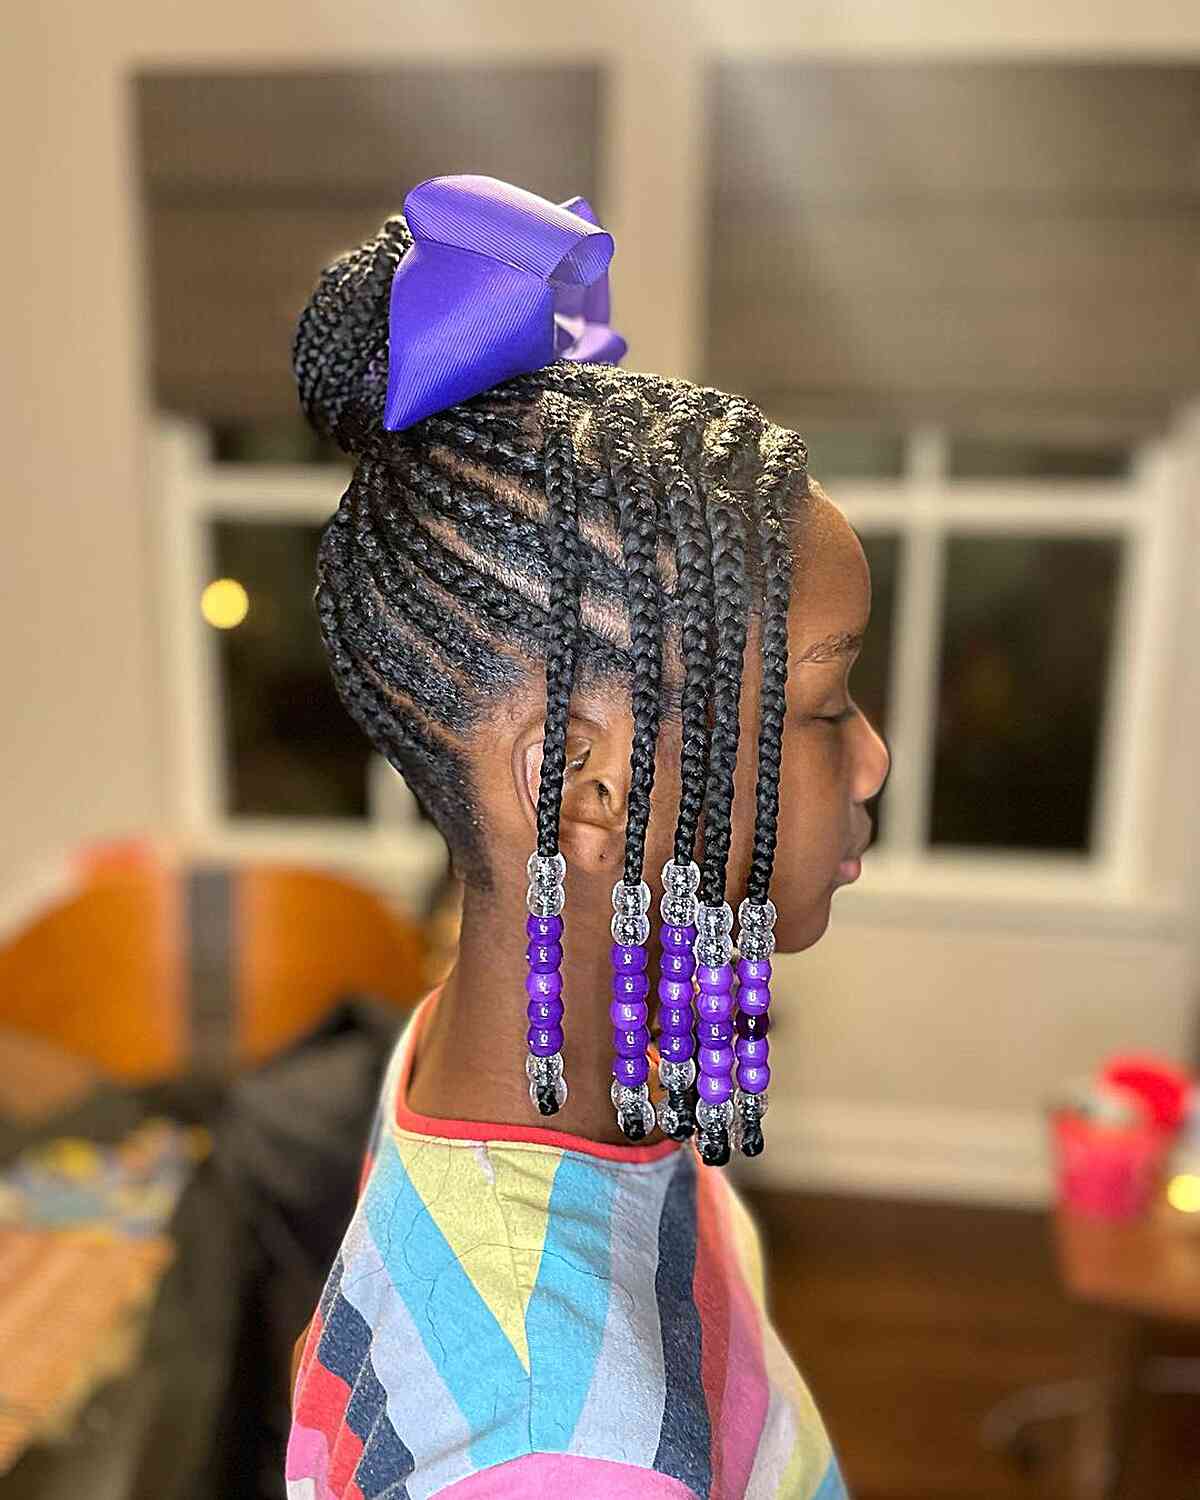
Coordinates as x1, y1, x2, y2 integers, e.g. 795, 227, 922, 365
393, 990, 684, 1165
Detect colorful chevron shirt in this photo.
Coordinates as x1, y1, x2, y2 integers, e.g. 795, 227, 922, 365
287, 994, 847, 1499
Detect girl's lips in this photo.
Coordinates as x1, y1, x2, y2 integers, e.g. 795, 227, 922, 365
834, 855, 863, 886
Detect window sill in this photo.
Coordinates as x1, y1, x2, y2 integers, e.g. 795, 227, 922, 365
836, 850, 1187, 939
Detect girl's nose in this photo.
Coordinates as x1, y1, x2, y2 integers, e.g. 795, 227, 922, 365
852, 711, 891, 805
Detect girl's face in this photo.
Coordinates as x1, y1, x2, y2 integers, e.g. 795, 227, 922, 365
720, 489, 890, 952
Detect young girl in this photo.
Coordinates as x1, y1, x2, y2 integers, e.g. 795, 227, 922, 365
287, 177, 888, 1500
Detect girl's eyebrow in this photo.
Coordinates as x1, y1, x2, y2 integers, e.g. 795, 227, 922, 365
791, 631, 865, 665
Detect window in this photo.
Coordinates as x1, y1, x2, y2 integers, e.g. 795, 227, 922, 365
210, 518, 369, 820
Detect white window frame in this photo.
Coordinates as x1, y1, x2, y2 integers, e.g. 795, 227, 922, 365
155, 410, 1195, 936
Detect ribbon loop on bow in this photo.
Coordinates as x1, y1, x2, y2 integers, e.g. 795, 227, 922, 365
384, 175, 627, 432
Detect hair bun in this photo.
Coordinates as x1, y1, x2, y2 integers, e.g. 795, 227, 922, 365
292, 215, 413, 454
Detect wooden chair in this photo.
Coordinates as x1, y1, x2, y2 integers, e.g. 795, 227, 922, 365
0, 840, 431, 1082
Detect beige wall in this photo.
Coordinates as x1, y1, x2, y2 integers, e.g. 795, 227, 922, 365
4, 0, 1199, 1193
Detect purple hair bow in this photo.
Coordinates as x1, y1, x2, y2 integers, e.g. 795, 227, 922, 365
384, 175, 628, 432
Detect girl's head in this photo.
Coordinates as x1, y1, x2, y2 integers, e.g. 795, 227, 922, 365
294, 210, 889, 958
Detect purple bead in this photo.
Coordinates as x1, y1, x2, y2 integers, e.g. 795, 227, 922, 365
735, 1036, 770, 1066
697, 1017, 733, 1046
527, 1023, 564, 1057
737, 984, 771, 1015
612, 971, 651, 1001
737, 1062, 771, 1094
661, 949, 696, 980
661, 924, 696, 954
613, 1053, 650, 1087
659, 1031, 697, 1062
526, 997, 565, 1027
695, 991, 735, 1021
611, 943, 648, 973
697, 1071, 734, 1105
697, 964, 735, 992
735, 1010, 771, 1039
611, 998, 649, 1028
699, 1044, 735, 1076
527, 939, 563, 972
738, 957, 773, 985
658, 977, 693, 1007
613, 1025, 651, 1057
526, 969, 563, 1001
658, 1003, 693, 1033
527, 914, 563, 942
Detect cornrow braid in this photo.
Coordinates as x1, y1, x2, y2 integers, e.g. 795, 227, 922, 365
692, 396, 765, 1167
604, 384, 666, 1142
733, 427, 806, 1155
523, 398, 584, 1115
652, 383, 717, 1143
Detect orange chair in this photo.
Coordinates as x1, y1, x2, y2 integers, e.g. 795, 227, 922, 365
0, 841, 431, 1082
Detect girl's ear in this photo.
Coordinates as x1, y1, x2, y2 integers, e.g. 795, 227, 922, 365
514, 710, 632, 877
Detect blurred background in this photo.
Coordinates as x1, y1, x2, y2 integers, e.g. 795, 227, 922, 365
3, 3, 1200, 1497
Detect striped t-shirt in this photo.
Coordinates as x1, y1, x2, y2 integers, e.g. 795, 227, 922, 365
287, 995, 846, 1499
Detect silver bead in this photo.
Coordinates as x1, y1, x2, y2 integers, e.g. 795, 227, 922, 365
658, 1057, 697, 1092
526, 1052, 564, 1084
696, 902, 734, 941
738, 930, 776, 962
611, 880, 651, 917
656, 1099, 689, 1136
694, 936, 733, 968
735, 1087, 769, 1120
527, 882, 565, 917
737, 898, 777, 934
527, 851, 567, 888
660, 892, 699, 927
661, 859, 700, 897
696, 1097, 735, 1130
612, 1080, 656, 1138
611, 912, 650, 945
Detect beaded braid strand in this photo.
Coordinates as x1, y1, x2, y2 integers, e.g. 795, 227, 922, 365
733, 429, 804, 1152
693, 476, 753, 1167
524, 407, 584, 1115
606, 387, 665, 1141
653, 388, 717, 1141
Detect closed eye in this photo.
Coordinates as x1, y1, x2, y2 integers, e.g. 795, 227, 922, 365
816, 705, 857, 725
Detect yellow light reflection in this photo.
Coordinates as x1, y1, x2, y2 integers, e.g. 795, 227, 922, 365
201, 578, 249, 630
1166, 1173, 1200, 1214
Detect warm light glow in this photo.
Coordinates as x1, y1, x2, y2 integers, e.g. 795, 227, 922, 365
1167, 1173, 1200, 1214
201, 578, 249, 629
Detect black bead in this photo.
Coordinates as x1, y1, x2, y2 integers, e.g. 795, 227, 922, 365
699, 1129, 731, 1168
739, 1122, 765, 1157
734, 1010, 770, 1039
535, 1084, 560, 1116
665, 1093, 696, 1141
620, 1107, 648, 1141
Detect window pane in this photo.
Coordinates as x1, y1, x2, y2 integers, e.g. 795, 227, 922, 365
211, 419, 343, 466
931, 536, 1121, 851
948, 437, 1131, 480
805, 429, 907, 480
210, 520, 369, 818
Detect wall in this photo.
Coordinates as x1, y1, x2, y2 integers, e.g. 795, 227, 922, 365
3, 0, 1199, 1197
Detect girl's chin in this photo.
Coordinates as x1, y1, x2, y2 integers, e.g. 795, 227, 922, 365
775, 895, 834, 955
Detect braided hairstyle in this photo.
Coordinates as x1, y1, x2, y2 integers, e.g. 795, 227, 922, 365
295, 211, 808, 1153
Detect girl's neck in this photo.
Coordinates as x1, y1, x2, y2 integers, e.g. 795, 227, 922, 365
407, 880, 658, 1150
